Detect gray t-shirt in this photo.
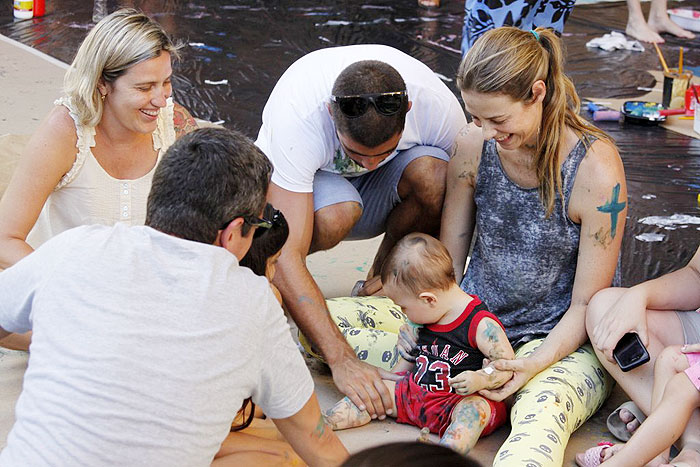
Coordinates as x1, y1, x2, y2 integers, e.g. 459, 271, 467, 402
0, 224, 313, 466
462, 138, 590, 345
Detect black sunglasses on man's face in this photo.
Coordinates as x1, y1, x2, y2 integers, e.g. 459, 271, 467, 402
220, 215, 272, 238
331, 91, 407, 119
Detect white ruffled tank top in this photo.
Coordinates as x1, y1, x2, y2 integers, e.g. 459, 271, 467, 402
27, 96, 176, 248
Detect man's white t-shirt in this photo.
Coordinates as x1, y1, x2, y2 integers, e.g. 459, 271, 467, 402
0, 224, 314, 467
255, 44, 467, 193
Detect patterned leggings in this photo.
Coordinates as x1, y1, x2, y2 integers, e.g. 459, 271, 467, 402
301, 298, 612, 466
494, 339, 613, 467
299, 297, 408, 371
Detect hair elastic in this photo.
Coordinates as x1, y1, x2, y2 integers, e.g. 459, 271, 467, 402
531, 30, 540, 41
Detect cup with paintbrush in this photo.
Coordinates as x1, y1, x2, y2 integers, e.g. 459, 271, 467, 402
656, 44, 693, 108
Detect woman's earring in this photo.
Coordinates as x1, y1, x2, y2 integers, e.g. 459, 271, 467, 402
101, 94, 105, 101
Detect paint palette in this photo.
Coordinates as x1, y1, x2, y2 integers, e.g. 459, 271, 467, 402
621, 101, 667, 125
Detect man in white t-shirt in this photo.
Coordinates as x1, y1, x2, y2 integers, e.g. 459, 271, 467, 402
255, 44, 467, 419
0, 128, 348, 467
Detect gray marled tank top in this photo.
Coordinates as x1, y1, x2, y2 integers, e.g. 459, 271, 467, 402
461, 137, 591, 346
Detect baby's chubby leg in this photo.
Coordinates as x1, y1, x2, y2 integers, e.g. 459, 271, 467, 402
324, 380, 398, 430
440, 395, 492, 455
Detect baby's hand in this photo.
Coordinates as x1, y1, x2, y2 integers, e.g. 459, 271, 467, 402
448, 370, 482, 395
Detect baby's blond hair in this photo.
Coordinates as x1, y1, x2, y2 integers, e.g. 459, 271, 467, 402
381, 233, 456, 295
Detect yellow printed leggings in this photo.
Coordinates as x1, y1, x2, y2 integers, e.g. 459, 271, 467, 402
301, 300, 612, 467
299, 297, 408, 371
494, 339, 614, 467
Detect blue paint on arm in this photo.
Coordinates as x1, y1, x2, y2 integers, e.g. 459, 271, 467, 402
596, 183, 626, 238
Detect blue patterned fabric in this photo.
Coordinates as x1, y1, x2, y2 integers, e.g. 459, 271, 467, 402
461, 0, 576, 54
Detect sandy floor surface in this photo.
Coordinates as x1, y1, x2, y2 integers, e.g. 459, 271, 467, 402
0, 33, 630, 465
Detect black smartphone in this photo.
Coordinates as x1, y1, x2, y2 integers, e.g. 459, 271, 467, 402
613, 332, 650, 372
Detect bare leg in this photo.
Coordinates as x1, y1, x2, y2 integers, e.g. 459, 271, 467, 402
213, 431, 304, 466
368, 156, 446, 277
648, 0, 695, 39
587, 290, 700, 463
0, 331, 31, 351
324, 380, 397, 430
625, 0, 664, 43
439, 396, 491, 456
586, 288, 685, 417
309, 201, 362, 254
603, 373, 700, 466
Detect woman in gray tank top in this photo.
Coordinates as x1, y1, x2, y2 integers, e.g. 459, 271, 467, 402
442, 27, 627, 465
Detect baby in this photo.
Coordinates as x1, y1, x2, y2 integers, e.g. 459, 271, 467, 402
325, 233, 514, 455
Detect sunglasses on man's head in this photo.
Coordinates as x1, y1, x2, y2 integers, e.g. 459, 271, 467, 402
331, 91, 407, 119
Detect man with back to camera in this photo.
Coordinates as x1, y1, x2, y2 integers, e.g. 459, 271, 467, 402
255, 44, 467, 419
0, 127, 348, 466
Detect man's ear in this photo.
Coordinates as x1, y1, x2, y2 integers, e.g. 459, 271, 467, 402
326, 102, 333, 117
218, 217, 246, 256
531, 80, 546, 104
406, 100, 413, 113
418, 291, 437, 305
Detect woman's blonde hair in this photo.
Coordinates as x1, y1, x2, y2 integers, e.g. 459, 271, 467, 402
457, 27, 612, 217
63, 8, 180, 127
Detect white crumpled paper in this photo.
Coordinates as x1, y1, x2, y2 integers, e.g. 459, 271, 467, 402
586, 31, 644, 52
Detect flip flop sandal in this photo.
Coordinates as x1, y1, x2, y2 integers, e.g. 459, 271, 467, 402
576, 442, 615, 467
606, 401, 646, 442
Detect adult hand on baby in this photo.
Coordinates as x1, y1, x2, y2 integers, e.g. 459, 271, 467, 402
477, 357, 539, 401
590, 289, 649, 363
396, 324, 418, 362
331, 353, 394, 420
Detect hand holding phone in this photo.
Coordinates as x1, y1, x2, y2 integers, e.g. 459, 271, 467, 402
613, 332, 650, 372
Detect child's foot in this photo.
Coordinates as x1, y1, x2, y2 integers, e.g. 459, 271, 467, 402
575, 443, 623, 467
626, 19, 665, 43
323, 397, 371, 430
618, 407, 642, 435
660, 446, 700, 467
648, 14, 696, 40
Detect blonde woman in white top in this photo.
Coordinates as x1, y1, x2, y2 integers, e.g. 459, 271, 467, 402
0, 9, 196, 350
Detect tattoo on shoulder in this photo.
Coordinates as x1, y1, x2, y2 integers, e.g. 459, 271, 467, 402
173, 105, 198, 138
596, 183, 626, 239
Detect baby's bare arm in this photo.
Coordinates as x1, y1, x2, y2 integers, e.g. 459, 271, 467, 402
450, 318, 515, 394
391, 355, 415, 374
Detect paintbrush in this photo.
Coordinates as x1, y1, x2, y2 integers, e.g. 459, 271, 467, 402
679, 47, 683, 75
653, 43, 670, 74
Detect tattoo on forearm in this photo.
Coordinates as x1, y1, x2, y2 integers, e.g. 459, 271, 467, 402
298, 295, 316, 305
596, 183, 625, 239
313, 415, 327, 439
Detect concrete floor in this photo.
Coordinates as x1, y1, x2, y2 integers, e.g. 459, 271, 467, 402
0, 34, 630, 466
306, 237, 627, 466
